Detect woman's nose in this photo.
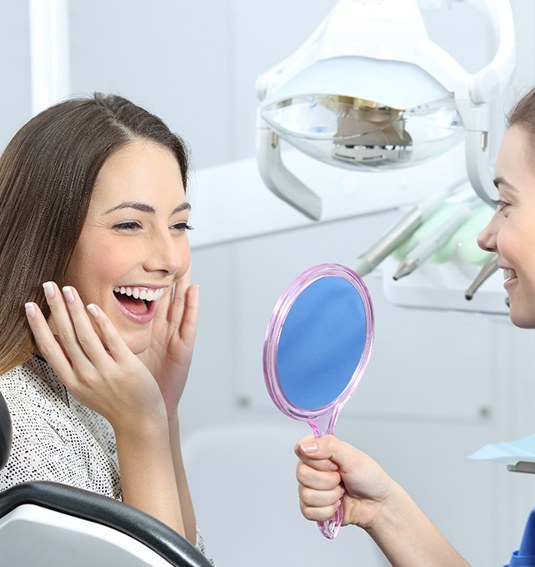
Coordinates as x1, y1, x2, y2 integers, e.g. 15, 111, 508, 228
145, 231, 186, 275
477, 213, 498, 252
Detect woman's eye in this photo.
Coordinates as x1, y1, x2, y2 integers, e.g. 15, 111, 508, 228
113, 221, 142, 231
491, 199, 510, 212
172, 222, 194, 232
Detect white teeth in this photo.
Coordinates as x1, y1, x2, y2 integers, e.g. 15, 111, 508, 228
113, 287, 164, 302
503, 269, 517, 281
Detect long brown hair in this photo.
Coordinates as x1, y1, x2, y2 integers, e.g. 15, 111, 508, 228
0, 93, 190, 373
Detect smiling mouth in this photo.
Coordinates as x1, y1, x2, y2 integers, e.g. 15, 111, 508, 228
503, 268, 517, 282
113, 286, 164, 317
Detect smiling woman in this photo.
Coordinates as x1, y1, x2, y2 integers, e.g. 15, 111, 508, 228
292, 86, 535, 567
64, 140, 192, 354
0, 94, 208, 557
477, 88, 535, 329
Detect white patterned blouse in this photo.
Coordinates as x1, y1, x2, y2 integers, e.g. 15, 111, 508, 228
0, 354, 209, 559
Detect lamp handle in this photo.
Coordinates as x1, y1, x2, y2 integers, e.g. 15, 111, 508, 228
256, 113, 322, 221
453, 99, 496, 207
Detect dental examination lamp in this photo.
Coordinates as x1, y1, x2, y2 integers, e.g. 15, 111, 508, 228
256, 0, 515, 221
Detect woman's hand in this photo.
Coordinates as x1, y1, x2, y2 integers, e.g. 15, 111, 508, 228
25, 282, 167, 434
295, 434, 393, 530
137, 268, 199, 420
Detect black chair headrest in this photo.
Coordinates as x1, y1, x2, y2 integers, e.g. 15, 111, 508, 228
0, 391, 12, 469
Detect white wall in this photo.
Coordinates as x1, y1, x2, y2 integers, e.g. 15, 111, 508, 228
2, 1, 535, 565
0, 1, 32, 149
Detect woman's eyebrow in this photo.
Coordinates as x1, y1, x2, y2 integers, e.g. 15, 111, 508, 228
493, 176, 518, 192
172, 202, 192, 214
104, 201, 191, 215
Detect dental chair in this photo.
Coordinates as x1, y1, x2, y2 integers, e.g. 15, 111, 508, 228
0, 392, 211, 567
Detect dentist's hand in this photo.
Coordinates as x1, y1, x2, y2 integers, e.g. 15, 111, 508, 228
296, 436, 471, 567
25, 282, 167, 434
138, 268, 199, 419
295, 435, 394, 530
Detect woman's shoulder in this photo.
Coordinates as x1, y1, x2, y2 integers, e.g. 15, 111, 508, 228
0, 355, 68, 409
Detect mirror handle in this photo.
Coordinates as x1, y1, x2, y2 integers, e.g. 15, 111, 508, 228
310, 415, 343, 539
317, 506, 342, 539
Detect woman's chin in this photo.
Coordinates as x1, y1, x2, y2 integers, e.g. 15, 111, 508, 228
509, 304, 535, 329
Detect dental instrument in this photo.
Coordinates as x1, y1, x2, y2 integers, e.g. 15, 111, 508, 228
392, 198, 479, 281
354, 178, 466, 277
464, 253, 499, 300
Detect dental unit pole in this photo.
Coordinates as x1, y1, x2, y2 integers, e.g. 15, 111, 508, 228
464, 253, 499, 300
393, 197, 480, 281
354, 177, 467, 277
29, 0, 70, 116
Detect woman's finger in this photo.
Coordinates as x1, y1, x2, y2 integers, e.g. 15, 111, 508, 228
42, 282, 114, 387
164, 275, 199, 348
60, 286, 113, 368
167, 270, 190, 326
24, 299, 77, 382
42, 281, 84, 360
178, 284, 199, 344
83, 302, 133, 363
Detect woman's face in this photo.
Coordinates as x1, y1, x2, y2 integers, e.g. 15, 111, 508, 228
478, 124, 535, 328
64, 140, 191, 354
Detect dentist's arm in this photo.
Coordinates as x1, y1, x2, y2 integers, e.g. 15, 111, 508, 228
295, 435, 470, 567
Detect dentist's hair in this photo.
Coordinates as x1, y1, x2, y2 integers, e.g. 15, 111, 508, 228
508, 86, 535, 135
0, 93, 190, 373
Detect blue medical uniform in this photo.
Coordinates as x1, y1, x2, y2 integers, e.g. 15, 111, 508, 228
505, 509, 535, 566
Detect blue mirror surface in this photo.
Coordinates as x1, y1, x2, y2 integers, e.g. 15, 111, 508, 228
276, 275, 367, 411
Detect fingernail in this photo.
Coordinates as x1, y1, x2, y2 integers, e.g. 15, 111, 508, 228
62, 286, 75, 304
43, 281, 55, 299
301, 442, 318, 454
87, 304, 99, 317
25, 302, 36, 318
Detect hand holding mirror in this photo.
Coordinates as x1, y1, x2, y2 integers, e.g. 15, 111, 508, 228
263, 264, 374, 539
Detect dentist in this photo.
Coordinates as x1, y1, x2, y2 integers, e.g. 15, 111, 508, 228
295, 85, 535, 566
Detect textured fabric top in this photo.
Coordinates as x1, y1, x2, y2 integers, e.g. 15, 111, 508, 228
0, 355, 121, 497
0, 354, 211, 560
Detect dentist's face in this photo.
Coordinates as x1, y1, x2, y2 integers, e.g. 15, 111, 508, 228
64, 140, 192, 353
478, 125, 535, 328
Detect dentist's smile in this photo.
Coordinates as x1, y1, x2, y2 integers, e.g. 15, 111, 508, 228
502, 267, 518, 290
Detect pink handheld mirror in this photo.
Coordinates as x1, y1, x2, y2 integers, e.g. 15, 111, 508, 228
263, 264, 374, 539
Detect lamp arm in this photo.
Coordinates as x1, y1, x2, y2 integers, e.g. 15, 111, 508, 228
454, 0, 515, 205
256, 114, 321, 220
455, 100, 496, 207
467, 0, 516, 104
464, 128, 496, 207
